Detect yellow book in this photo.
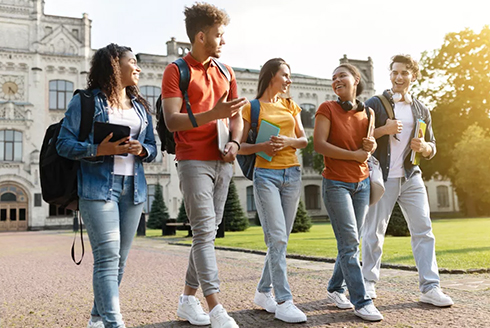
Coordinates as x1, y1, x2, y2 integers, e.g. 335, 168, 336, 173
410, 119, 427, 165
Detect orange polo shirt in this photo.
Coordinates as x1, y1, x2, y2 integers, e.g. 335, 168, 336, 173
161, 53, 238, 161
315, 101, 370, 183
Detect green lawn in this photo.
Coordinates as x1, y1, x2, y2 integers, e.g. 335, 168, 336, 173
147, 218, 490, 270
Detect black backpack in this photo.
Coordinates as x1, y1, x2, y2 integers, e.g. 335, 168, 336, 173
236, 99, 260, 180
156, 57, 231, 154
39, 89, 95, 210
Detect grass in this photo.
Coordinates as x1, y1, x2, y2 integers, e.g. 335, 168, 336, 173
146, 218, 490, 271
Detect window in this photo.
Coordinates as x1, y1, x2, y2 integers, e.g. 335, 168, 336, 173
305, 185, 321, 210
49, 80, 74, 110
436, 185, 449, 208
302, 151, 313, 168
140, 86, 161, 110
48, 204, 73, 217
0, 130, 22, 162
0, 192, 16, 202
34, 193, 42, 207
246, 186, 256, 212
143, 184, 157, 213
300, 103, 316, 128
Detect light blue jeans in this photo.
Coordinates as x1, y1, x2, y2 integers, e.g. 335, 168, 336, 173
254, 166, 301, 303
362, 174, 440, 293
80, 175, 144, 328
322, 177, 372, 309
177, 160, 233, 297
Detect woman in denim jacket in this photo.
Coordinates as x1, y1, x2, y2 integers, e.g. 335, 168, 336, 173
57, 43, 157, 328
239, 58, 308, 324
313, 63, 383, 322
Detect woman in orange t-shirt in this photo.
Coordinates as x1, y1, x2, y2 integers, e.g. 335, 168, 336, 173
239, 58, 308, 323
313, 64, 383, 322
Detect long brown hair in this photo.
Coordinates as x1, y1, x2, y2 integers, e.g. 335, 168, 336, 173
87, 43, 149, 111
256, 58, 291, 99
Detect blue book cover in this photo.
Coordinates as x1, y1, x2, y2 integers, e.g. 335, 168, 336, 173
256, 119, 280, 161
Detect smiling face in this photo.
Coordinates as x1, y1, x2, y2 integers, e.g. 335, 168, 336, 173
203, 24, 226, 58
390, 62, 415, 94
269, 64, 292, 95
332, 67, 358, 101
119, 51, 140, 87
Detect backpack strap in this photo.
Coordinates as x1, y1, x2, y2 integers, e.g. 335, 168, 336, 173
250, 99, 260, 141
375, 94, 395, 119
212, 58, 231, 82
74, 89, 95, 141
173, 58, 198, 128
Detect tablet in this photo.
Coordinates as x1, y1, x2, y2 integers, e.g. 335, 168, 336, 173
94, 121, 130, 144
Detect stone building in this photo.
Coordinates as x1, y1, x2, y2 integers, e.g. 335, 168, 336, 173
0, 0, 459, 231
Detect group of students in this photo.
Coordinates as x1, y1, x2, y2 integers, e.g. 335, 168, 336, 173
56, 3, 454, 328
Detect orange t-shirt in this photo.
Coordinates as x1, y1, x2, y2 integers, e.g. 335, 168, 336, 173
161, 53, 238, 161
315, 101, 370, 183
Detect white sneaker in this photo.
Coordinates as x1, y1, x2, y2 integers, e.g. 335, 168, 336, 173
354, 303, 384, 321
209, 304, 239, 328
364, 280, 377, 299
254, 289, 277, 313
420, 287, 454, 307
275, 300, 307, 323
87, 316, 104, 328
327, 291, 354, 309
177, 295, 211, 325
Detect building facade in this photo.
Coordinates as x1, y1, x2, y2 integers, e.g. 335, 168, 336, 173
0, 0, 459, 231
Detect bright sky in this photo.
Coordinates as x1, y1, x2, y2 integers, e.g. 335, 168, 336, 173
44, 0, 490, 93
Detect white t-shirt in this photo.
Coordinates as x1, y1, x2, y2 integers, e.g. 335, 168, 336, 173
108, 107, 141, 176
388, 102, 414, 178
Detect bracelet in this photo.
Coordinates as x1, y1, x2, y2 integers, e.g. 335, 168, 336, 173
230, 140, 241, 150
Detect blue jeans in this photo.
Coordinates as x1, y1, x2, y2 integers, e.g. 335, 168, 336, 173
322, 177, 372, 309
254, 166, 301, 303
80, 175, 144, 328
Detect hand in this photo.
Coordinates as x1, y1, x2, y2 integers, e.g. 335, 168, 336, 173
212, 91, 248, 119
127, 140, 146, 156
260, 141, 277, 157
96, 134, 130, 156
221, 141, 239, 162
384, 118, 403, 135
353, 149, 371, 163
362, 136, 376, 153
410, 128, 430, 155
270, 135, 291, 152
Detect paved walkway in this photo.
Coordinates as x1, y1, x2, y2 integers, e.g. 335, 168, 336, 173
1, 231, 489, 328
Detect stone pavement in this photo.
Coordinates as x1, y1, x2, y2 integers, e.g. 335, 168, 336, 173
1, 231, 489, 328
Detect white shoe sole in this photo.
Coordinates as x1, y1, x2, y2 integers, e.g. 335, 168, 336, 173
275, 313, 307, 323
327, 293, 354, 309
420, 296, 454, 307
354, 310, 384, 322
177, 309, 211, 326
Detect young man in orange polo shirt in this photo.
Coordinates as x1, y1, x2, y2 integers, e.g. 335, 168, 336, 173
161, 3, 246, 328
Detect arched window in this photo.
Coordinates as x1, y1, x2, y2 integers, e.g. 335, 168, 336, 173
49, 80, 74, 110
246, 186, 256, 212
0, 192, 16, 201
140, 85, 161, 110
300, 103, 316, 128
0, 130, 22, 161
436, 185, 449, 208
305, 185, 321, 210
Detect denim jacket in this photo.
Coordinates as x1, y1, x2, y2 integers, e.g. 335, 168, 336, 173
365, 89, 436, 182
56, 89, 157, 204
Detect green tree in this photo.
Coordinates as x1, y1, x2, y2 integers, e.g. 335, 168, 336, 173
176, 200, 189, 231
223, 179, 249, 231
386, 203, 410, 237
452, 124, 490, 214
417, 26, 490, 215
301, 136, 324, 175
147, 184, 169, 230
292, 200, 312, 233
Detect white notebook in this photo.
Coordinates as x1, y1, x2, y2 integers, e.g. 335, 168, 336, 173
217, 118, 230, 154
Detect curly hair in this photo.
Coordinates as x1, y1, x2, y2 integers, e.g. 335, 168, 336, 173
390, 54, 421, 79
87, 43, 149, 111
334, 63, 364, 97
184, 2, 230, 43
256, 58, 291, 100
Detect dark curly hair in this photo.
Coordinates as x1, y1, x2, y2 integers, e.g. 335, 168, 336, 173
390, 54, 421, 80
184, 2, 230, 43
87, 43, 149, 111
